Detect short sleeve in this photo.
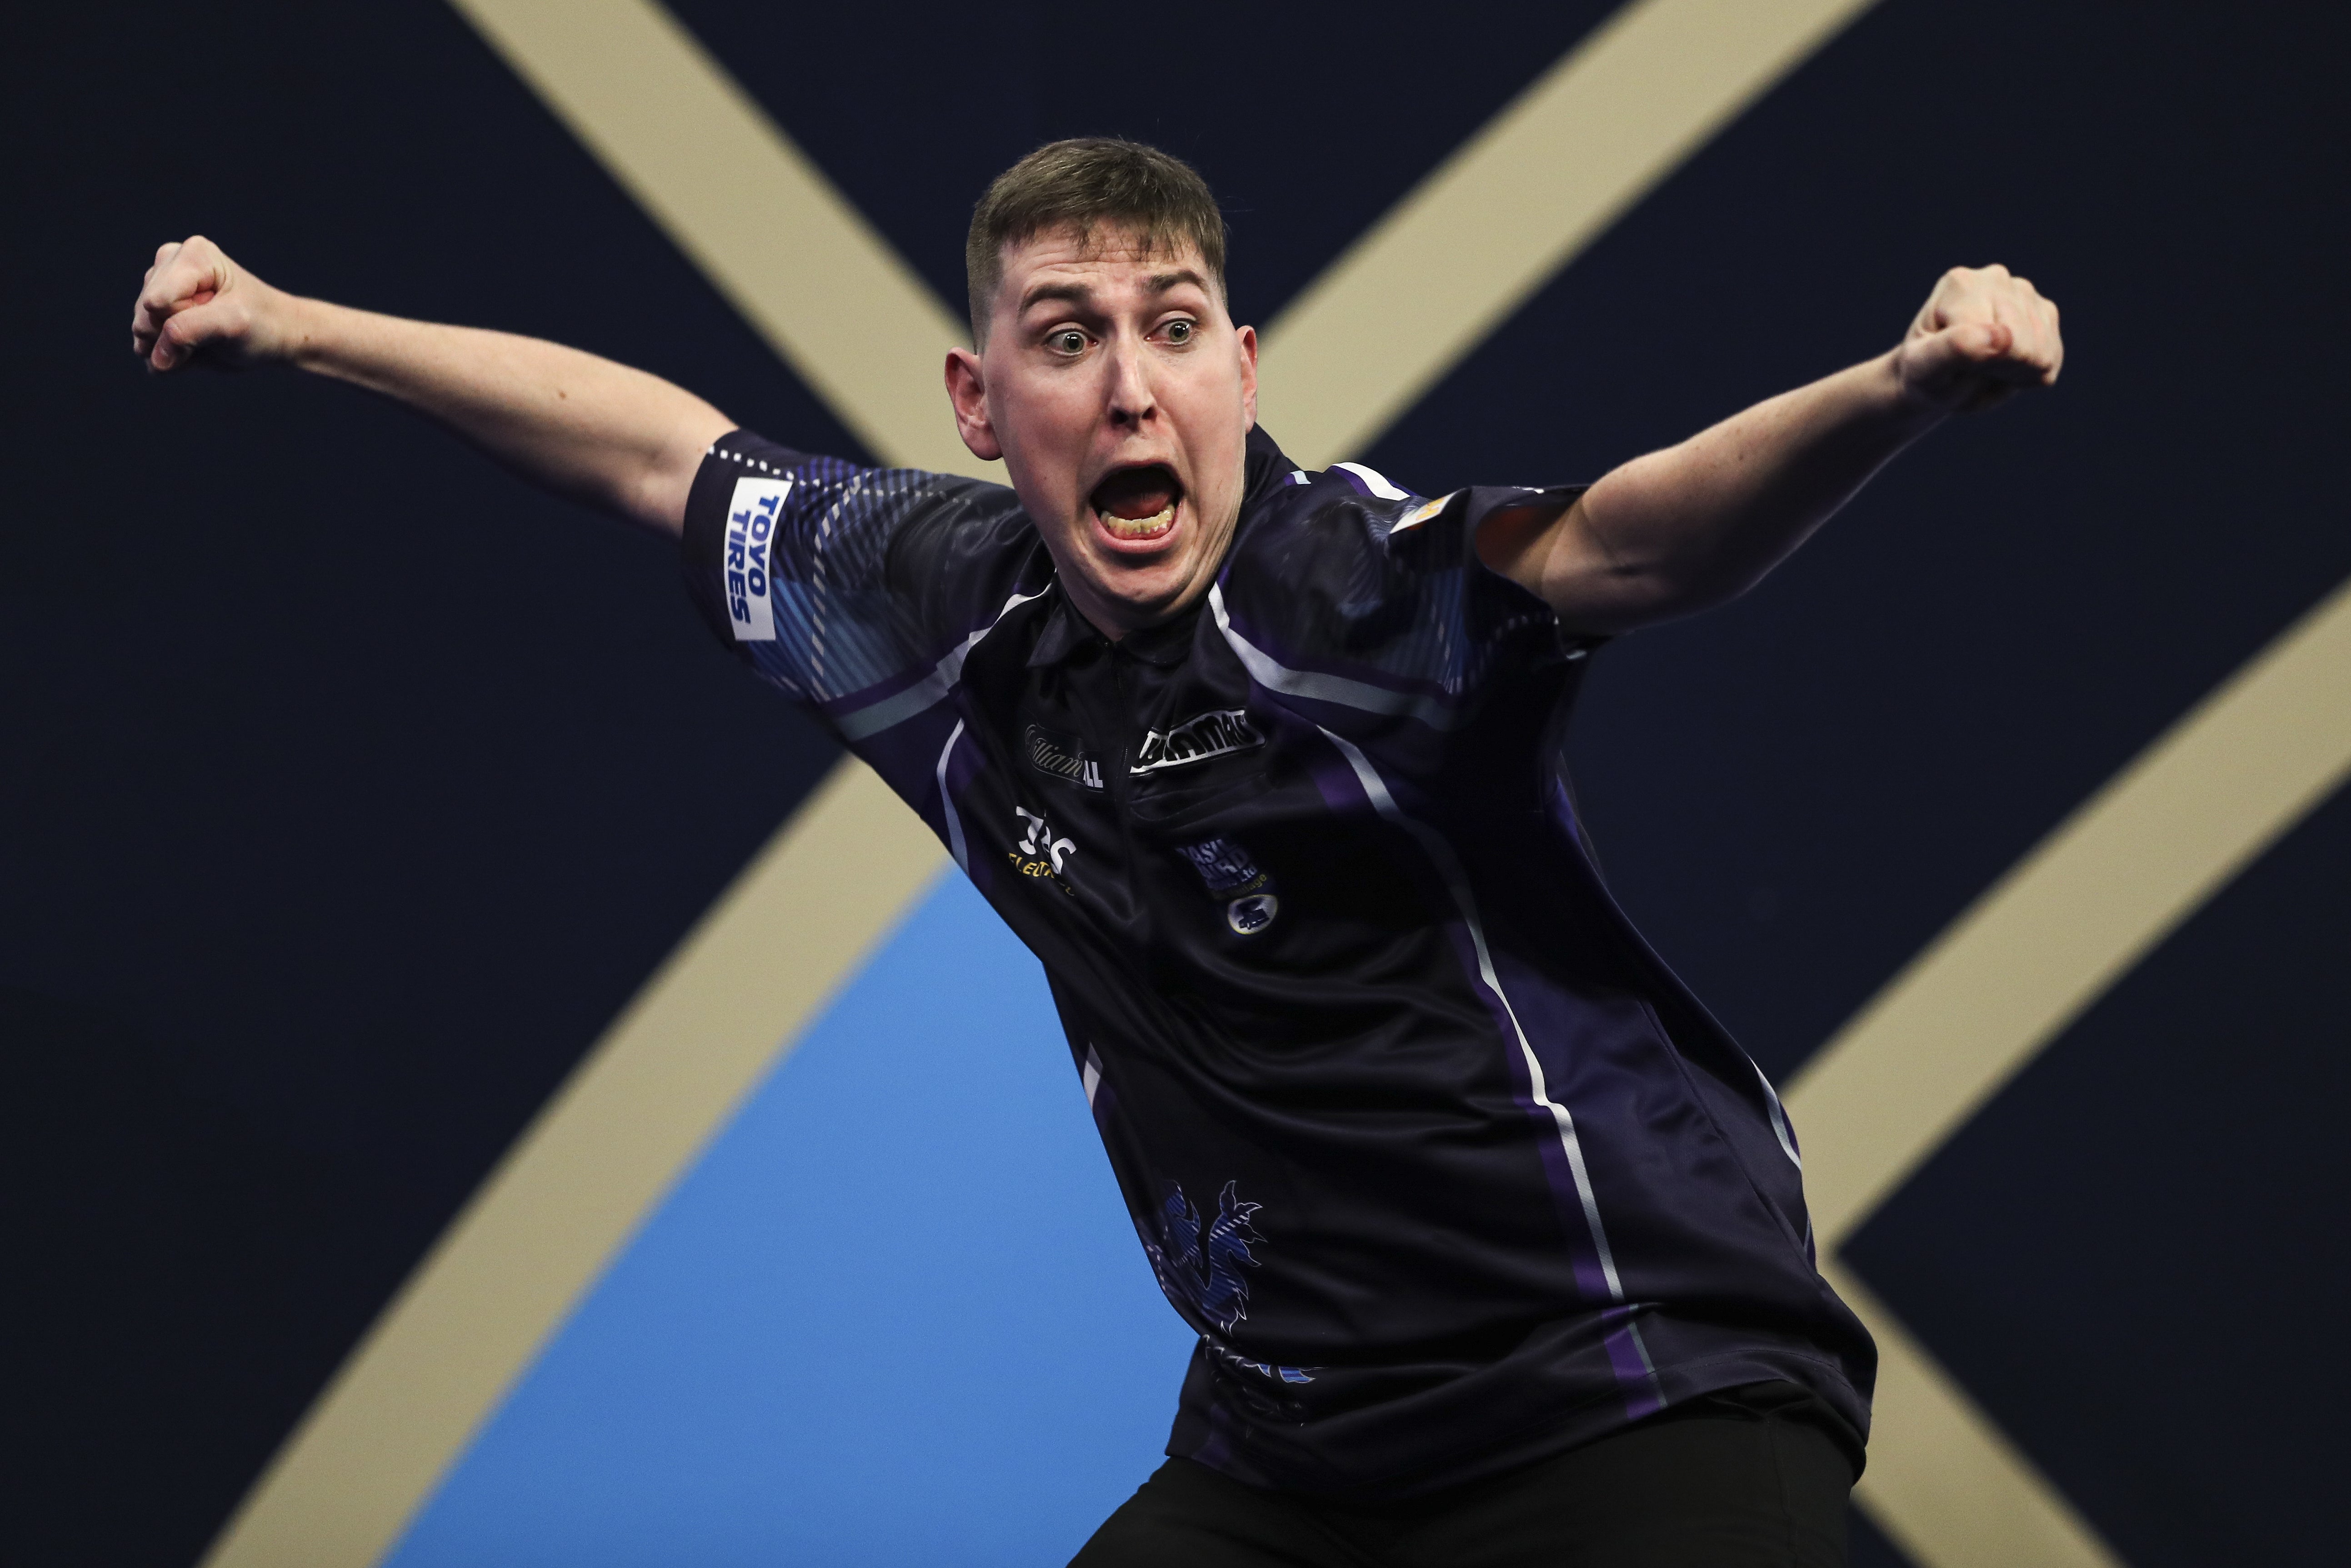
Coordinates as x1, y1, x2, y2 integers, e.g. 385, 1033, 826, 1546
1368, 482, 1604, 693
1215, 462, 1600, 741
680, 430, 1046, 735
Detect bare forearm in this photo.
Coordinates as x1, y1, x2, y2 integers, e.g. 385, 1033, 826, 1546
278, 295, 729, 533
1572, 350, 1937, 620
1489, 265, 2065, 633
133, 239, 730, 534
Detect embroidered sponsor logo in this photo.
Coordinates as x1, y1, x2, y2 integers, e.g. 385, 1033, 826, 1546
1009, 805, 1077, 894
1131, 708, 1264, 775
1174, 837, 1265, 894
1024, 724, 1104, 791
724, 475, 791, 641
1176, 837, 1279, 936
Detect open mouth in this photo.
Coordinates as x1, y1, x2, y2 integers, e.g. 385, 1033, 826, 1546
1090, 464, 1183, 543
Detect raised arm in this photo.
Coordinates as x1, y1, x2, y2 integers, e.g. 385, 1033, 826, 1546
1479, 265, 2063, 634
131, 237, 733, 535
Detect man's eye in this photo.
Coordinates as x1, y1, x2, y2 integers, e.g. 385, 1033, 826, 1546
1163, 320, 1194, 345
1050, 330, 1088, 355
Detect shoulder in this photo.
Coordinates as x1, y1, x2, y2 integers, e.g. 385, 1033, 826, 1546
696, 431, 1031, 578
700, 434, 1025, 545
1223, 450, 1556, 646
1215, 439, 1588, 717
684, 430, 1049, 681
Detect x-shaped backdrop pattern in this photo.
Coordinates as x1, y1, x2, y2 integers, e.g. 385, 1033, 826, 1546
6, 3, 2348, 1567
209, 2, 2351, 1563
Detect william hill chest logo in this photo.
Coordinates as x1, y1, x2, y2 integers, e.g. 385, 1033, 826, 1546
1132, 709, 1265, 776
1024, 724, 1104, 791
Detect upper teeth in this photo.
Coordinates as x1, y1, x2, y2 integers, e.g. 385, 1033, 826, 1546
1100, 502, 1175, 539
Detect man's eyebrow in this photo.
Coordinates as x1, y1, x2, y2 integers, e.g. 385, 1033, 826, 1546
1016, 270, 1212, 315
1018, 280, 1095, 314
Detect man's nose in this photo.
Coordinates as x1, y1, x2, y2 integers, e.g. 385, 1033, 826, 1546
1104, 337, 1156, 425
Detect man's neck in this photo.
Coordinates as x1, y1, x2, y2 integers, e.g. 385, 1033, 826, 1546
1059, 578, 1201, 644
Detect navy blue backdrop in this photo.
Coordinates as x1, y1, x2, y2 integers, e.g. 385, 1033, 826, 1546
7, 3, 2348, 1564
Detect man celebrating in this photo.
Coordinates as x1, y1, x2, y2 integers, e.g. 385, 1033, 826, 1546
133, 138, 2060, 1565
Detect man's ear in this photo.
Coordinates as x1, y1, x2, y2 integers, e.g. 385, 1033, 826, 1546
945, 349, 1002, 462
1236, 324, 1260, 430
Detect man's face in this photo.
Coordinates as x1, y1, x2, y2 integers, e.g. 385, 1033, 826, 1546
946, 225, 1258, 640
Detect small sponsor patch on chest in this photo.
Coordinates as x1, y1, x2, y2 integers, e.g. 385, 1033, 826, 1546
1024, 724, 1105, 791
1176, 837, 1280, 936
1010, 805, 1079, 894
1132, 708, 1264, 775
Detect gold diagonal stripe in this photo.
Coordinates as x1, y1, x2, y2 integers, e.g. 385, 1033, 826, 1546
199, 762, 945, 1568
450, 0, 993, 479
1826, 1262, 2122, 1568
208, 3, 2164, 1566
1788, 578, 2351, 1564
1256, 0, 1881, 470
1787, 573, 2351, 1251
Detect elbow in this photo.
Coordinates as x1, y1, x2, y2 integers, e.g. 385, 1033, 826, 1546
624, 463, 693, 538
1654, 556, 1771, 618
1559, 555, 1766, 634
628, 414, 730, 536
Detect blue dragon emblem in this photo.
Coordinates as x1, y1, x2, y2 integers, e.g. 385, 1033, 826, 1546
1142, 1179, 1263, 1334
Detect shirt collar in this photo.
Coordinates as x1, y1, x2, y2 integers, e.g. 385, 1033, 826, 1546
1026, 587, 1201, 669
1242, 424, 1293, 506
1025, 588, 1099, 668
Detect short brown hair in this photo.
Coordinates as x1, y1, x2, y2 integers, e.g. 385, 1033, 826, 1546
965, 138, 1228, 343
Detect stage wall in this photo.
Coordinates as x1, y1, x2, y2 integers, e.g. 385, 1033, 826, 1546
8, 3, 2349, 1564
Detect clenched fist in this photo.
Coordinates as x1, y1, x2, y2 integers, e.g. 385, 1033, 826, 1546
131, 236, 295, 372
1891, 264, 2064, 414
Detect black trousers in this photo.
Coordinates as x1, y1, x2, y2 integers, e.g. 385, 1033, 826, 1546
1070, 1383, 1857, 1568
